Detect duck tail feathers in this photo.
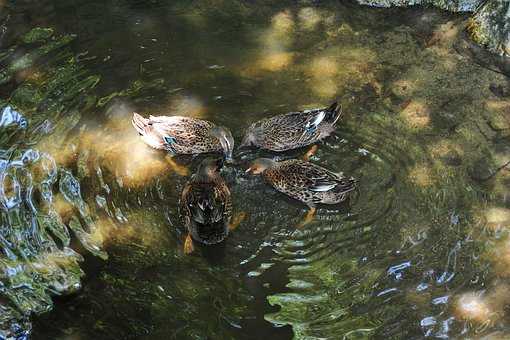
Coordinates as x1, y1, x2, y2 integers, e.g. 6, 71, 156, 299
132, 112, 150, 135
325, 101, 342, 125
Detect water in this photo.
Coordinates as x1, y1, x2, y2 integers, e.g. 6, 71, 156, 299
1, 0, 510, 339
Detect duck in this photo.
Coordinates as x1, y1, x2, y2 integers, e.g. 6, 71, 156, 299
239, 101, 342, 154
245, 158, 356, 226
179, 157, 232, 254
132, 113, 234, 161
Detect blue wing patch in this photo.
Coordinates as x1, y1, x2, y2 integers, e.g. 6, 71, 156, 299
163, 136, 178, 154
164, 136, 177, 145
304, 110, 326, 133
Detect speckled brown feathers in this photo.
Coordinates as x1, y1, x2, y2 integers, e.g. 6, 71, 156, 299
240, 102, 342, 152
179, 158, 232, 245
132, 113, 233, 159
259, 159, 356, 207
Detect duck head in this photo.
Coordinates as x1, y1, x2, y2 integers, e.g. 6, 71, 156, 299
210, 126, 234, 163
245, 158, 276, 175
197, 157, 224, 178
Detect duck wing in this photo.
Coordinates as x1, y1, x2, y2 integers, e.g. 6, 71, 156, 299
257, 112, 318, 150
286, 160, 356, 194
256, 103, 342, 150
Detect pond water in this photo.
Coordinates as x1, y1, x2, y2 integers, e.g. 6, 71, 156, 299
1, 0, 510, 339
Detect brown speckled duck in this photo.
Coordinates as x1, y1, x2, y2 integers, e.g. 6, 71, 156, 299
240, 101, 342, 153
179, 157, 232, 254
132, 113, 234, 161
246, 158, 356, 226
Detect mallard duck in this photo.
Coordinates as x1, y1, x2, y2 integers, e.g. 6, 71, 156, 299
132, 113, 234, 161
179, 157, 232, 254
239, 101, 342, 153
246, 158, 356, 226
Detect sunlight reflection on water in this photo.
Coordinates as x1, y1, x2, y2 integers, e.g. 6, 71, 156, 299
1, 0, 510, 339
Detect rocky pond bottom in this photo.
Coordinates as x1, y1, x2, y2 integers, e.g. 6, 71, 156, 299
1, 0, 510, 339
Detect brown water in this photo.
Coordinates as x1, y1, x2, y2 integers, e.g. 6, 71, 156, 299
1, 0, 510, 339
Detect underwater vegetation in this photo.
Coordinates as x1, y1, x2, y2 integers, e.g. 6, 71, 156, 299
354, 0, 510, 58
1, 0, 510, 339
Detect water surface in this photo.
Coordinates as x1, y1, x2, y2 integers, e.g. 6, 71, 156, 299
1, 0, 510, 339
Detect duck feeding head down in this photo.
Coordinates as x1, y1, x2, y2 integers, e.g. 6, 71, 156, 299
245, 158, 276, 174
196, 156, 224, 178
180, 156, 232, 253
210, 126, 234, 162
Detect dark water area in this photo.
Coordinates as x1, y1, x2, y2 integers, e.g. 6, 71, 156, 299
1, 0, 510, 339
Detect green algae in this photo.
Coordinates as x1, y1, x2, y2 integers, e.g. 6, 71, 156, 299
21, 28, 54, 44
0, 33, 76, 86
97, 78, 166, 107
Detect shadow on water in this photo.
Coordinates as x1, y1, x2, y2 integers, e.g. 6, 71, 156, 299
1, 0, 510, 339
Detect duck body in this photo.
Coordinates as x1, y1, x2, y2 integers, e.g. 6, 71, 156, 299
180, 158, 232, 246
240, 102, 342, 152
132, 113, 234, 160
248, 158, 355, 207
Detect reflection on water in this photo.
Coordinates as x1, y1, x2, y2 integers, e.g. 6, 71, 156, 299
1, 0, 510, 339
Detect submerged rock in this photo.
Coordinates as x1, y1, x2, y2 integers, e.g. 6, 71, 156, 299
356, 0, 510, 57
356, 0, 483, 11
470, 0, 510, 56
